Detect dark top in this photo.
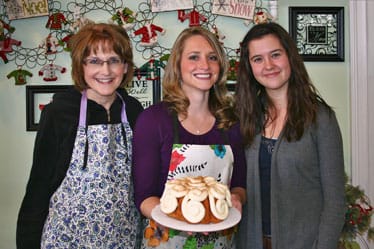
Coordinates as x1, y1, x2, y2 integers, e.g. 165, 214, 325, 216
133, 102, 247, 210
16, 87, 143, 249
259, 136, 276, 236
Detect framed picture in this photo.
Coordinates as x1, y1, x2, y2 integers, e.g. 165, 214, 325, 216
226, 80, 236, 95
5, 0, 49, 20
289, 7, 344, 61
26, 85, 72, 131
127, 68, 161, 109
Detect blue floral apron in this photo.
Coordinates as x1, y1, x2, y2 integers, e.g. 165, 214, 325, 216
41, 90, 140, 249
141, 115, 236, 249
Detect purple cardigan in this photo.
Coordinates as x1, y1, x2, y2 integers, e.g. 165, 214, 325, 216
133, 102, 247, 210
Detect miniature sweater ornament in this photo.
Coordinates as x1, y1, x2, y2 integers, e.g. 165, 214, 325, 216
60, 34, 73, 51
112, 7, 137, 30
39, 34, 59, 54
0, 37, 21, 63
7, 67, 33, 85
178, 8, 207, 27
39, 63, 66, 81
0, 19, 15, 41
138, 57, 166, 80
133, 22, 165, 47
46, 12, 67, 30
227, 58, 239, 81
70, 6, 93, 33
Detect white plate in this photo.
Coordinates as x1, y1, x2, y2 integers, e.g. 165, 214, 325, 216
151, 205, 241, 232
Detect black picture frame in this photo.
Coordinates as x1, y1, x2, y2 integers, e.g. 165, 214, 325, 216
226, 80, 236, 94
289, 6, 344, 61
127, 68, 161, 108
26, 85, 72, 131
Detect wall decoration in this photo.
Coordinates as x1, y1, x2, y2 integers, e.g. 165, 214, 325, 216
126, 68, 161, 109
7, 67, 33, 85
1, 0, 275, 97
38, 63, 66, 81
212, 0, 256, 21
26, 85, 71, 131
151, 0, 193, 12
5, 0, 49, 20
289, 6, 344, 62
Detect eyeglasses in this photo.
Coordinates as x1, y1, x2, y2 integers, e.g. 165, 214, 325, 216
83, 57, 124, 69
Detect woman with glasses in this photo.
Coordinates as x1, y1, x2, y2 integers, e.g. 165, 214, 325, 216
16, 23, 143, 249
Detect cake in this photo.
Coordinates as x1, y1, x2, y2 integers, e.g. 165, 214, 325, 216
160, 176, 232, 224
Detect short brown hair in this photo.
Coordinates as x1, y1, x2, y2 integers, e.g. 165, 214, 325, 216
69, 23, 134, 91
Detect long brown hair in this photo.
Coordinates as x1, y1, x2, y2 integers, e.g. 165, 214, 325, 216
235, 22, 330, 146
162, 26, 236, 129
69, 23, 134, 91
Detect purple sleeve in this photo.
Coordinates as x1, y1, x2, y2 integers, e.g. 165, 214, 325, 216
133, 103, 247, 210
228, 123, 247, 190
133, 103, 173, 210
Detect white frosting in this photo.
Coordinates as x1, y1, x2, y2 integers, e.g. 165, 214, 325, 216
160, 176, 232, 223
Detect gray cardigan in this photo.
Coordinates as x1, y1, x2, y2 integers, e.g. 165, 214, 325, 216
237, 106, 346, 249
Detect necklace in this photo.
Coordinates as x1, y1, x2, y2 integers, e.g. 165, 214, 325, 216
181, 115, 214, 135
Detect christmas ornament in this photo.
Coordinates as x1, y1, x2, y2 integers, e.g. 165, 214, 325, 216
46, 12, 67, 30
133, 22, 165, 47
0, 19, 15, 41
137, 57, 166, 80
210, 24, 225, 44
39, 34, 59, 54
0, 37, 21, 63
69, 6, 93, 34
38, 63, 66, 81
7, 67, 33, 85
111, 7, 137, 30
178, 8, 207, 27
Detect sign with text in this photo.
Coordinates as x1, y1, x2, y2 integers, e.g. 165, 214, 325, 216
151, 0, 193, 12
5, 0, 49, 20
126, 69, 161, 109
212, 0, 256, 20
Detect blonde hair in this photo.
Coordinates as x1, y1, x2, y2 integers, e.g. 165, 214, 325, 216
162, 27, 236, 129
69, 23, 134, 91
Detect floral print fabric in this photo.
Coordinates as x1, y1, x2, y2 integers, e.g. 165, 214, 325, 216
141, 143, 235, 249
41, 122, 140, 249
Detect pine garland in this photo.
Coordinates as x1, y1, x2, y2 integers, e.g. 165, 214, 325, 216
339, 175, 374, 249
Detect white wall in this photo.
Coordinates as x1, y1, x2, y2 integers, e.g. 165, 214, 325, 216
350, 0, 374, 248
0, 0, 351, 248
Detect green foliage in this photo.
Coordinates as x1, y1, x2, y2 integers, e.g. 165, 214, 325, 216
340, 175, 374, 248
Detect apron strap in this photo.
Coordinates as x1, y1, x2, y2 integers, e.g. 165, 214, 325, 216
79, 90, 129, 126
115, 92, 129, 124
79, 90, 88, 127
172, 112, 180, 144
78, 90, 129, 169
